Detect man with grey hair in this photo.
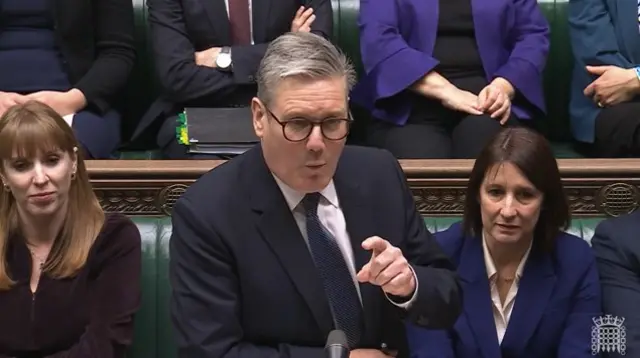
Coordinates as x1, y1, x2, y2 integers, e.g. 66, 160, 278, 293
169, 32, 462, 358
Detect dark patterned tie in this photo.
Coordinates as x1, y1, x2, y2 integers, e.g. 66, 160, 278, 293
302, 193, 363, 348
228, 0, 251, 45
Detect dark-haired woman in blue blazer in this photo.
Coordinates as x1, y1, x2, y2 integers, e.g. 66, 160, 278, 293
406, 127, 601, 358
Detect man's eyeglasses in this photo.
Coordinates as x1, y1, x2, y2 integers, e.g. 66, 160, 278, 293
264, 106, 352, 142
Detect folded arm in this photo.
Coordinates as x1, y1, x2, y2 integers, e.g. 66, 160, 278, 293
43, 220, 142, 357
170, 198, 327, 358
148, 0, 242, 103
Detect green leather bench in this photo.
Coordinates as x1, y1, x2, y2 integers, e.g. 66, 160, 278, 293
127, 215, 604, 357
119, 0, 581, 158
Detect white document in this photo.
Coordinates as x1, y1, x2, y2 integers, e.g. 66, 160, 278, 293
63, 113, 74, 127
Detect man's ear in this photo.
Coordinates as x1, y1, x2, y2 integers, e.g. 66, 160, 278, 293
252, 97, 267, 139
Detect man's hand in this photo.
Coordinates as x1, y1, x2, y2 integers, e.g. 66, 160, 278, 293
195, 47, 222, 68
26, 89, 86, 116
0, 92, 28, 116
356, 236, 416, 298
584, 65, 640, 107
350, 349, 395, 358
477, 83, 511, 125
291, 6, 315, 32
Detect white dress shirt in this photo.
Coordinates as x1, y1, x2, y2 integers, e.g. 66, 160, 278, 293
482, 235, 532, 344
272, 175, 418, 309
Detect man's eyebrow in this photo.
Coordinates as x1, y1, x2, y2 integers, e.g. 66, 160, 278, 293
284, 110, 348, 119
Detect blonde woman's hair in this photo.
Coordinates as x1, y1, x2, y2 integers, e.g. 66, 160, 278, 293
0, 101, 105, 289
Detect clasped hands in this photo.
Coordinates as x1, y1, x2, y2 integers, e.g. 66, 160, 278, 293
583, 65, 640, 108
0, 89, 86, 117
441, 78, 514, 125
195, 6, 316, 68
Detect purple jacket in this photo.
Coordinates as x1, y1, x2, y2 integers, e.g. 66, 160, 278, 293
350, 0, 550, 125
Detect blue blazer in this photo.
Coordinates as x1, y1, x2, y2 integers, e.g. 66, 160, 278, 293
568, 0, 640, 143
351, 0, 550, 126
406, 222, 602, 358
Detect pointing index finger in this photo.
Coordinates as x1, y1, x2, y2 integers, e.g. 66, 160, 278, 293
361, 236, 389, 255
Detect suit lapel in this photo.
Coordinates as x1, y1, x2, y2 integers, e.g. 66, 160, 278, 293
500, 249, 556, 356
334, 171, 380, 346
251, 0, 272, 43
248, 148, 334, 335
458, 235, 502, 358
202, 0, 231, 43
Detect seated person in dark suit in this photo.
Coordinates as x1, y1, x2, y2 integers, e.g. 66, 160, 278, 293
351, 0, 550, 159
135, 0, 332, 159
405, 127, 601, 357
169, 32, 462, 358
0, 0, 136, 159
0, 101, 142, 357
591, 211, 640, 357
568, 0, 640, 158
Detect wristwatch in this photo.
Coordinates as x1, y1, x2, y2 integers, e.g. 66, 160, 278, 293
215, 47, 232, 70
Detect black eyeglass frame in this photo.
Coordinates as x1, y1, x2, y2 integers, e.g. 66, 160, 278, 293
263, 105, 353, 142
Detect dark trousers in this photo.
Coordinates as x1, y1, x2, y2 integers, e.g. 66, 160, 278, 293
590, 100, 640, 158
366, 111, 521, 159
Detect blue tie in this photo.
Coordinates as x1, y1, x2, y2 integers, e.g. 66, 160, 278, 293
302, 193, 363, 348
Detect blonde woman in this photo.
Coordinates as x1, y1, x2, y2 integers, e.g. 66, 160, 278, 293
0, 101, 141, 357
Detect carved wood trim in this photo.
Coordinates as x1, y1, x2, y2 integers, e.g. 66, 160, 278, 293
86, 159, 640, 217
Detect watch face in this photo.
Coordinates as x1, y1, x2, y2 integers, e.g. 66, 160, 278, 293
217, 54, 231, 68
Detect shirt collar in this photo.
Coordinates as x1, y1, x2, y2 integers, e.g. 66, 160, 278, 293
272, 174, 339, 211
482, 232, 532, 282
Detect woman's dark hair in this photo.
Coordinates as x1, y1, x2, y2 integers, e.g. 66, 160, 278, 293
462, 127, 570, 252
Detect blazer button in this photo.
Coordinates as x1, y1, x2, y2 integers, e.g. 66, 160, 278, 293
248, 75, 255, 82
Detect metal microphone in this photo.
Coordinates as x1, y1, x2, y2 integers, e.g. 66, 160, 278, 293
325, 330, 349, 358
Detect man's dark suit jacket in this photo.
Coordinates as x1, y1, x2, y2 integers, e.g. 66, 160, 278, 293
169, 145, 462, 358
132, 0, 333, 142
47, 0, 136, 114
591, 211, 640, 358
